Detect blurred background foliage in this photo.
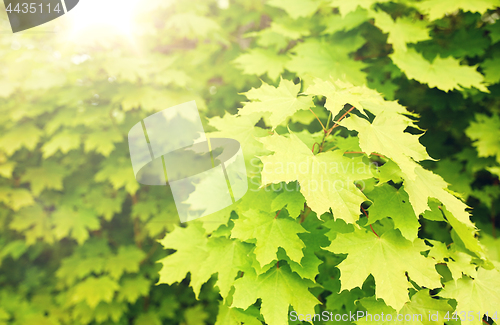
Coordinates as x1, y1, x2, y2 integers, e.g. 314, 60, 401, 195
0, 0, 499, 324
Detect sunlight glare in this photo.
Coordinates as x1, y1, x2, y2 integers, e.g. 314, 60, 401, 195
67, 0, 141, 37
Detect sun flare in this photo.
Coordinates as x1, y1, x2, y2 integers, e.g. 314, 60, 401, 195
66, 0, 141, 38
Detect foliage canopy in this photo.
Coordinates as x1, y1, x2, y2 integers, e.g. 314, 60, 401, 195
1, 0, 500, 324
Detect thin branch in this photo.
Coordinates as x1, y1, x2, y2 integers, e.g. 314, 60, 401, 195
133, 217, 142, 249
140, 242, 159, 265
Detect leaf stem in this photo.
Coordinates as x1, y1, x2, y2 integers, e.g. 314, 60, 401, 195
316, 106, 356, 153
326, 106, 356, 137
325, 111, 332, 130
311, 142, 320, 153
300, 205, 312, 223
309, 108, 326, 131
361, 206, 379, 238
275, 209, 281, 219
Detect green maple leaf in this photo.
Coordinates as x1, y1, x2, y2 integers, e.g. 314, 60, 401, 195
144, 207, 178, 237
208, 112, 268, 164
215, 302, 261, 325
182, 166, 235, 222
421, 200, 445, 222
194, 205, 233, 234
286, 38, 367, 85
271, 188, 306, 218
277, 217, 328, 280
105, 245, 145, 279
357, 289, 452, 324
269, 19, 312, 39
366, 184, 420, 241
0, 122, 42, 156
114, 86, 170, 112
480, 233, 500, 262
372, 11, 430, 51
235, 185, 277, 215
93, 301, 126, 324
481, 58, 500, 84
132, 199, 159, 222
117, 276, 151, 303
41, 129, 81, 158
374, 159, 404, 184
267, 0, 324, 18
231, 265, 319, 325
182, 305, 209, 325
466, 114, 500, 164
487, 21, 500, 44
260, 131, 372, 222
21, 161, 67, 196
440, 268, 500, 325
85, 188, 125, 221
416, 0, 500, 21
157, 223, 210, 297
341, 112, 431, 179
52, 207, 100, 245
306, 78, 380, 118
306, 78, 410, 118
434, 158, 473, 198
95, 155, 139, 195
322, 7, 369, 34
0, 161, 14, 178
326, 228, 441, 311
239, 79, 313, 130
135, 312, 162, 325
158, 222, 254, 299
231, 209, 306, 267
427, 240, 477, 282
9, 205, 54, 245
233, 49, 290, 80
391, 48, 488, 92
277, 246, 322, 281
56, 242, 110, 286
330, 0, 390, 17
155, 68, 192, 88
443, 206, 485, 259
8, 188, 34, 211
70, 276, 119, 308
0, 241, 27, 269
202, 237, 254, 300
402, 165, 477, 233
84, 128, 123, 157
397, 164, 484, 257
246, 29, 289, 51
